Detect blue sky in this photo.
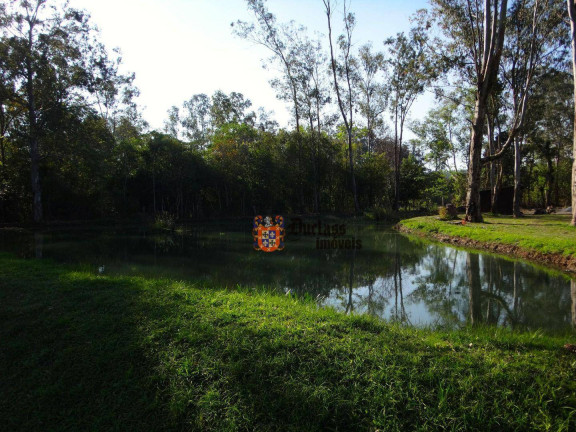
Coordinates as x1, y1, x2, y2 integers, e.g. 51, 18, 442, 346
69, 0, 432, 131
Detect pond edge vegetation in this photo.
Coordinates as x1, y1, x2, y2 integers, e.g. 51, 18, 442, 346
397, 215, 576, 274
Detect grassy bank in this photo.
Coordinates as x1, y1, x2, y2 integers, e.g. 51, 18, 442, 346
1, 254, 575, 431
398, 214, 576, 271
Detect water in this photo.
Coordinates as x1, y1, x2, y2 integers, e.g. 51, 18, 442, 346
1, 221, 574, 334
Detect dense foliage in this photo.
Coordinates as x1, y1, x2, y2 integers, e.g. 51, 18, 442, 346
0, 0, 573, 223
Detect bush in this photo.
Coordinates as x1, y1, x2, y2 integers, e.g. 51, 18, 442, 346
154, 211, 176, 230
438, 206, 452, 221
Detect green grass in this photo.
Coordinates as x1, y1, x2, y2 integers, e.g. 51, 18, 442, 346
1, 253, 575, 431
399, 214, 576, 257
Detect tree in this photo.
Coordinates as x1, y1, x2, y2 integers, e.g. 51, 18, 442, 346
385, 24, 438, 211
234, 0, 309, 211
0, 0, 125, 222
411, 104, 460, 172
499, 0, 567, 217
432, 0, 509, 222
181, 93, 211, 147
433, 0, 566, 221
357, 43, 386, 156
568, 0, 576, 226
293, 35, 330, 212
323, 0, 360, 214
164, 105, 180, 139
523, 69, 573, 207
209, 90, 255, 129
234, 0, 303, 133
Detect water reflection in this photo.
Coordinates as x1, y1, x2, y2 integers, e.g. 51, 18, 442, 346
0, 224, 574, 334
572, 279, 576, 329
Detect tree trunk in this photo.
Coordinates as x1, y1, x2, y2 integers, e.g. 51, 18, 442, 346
545, 147, 553, 207
465, 0, 508, 223
465, 97, 487, 222
26, 24, 42, 223
152, 167, 156, 215
393, 106, 400, 212
569, 0, 576, 226
30, 134, 42, 223
513, 137, 522, 217
324, 0, 359, 215
347, 130, 360, 214
491, 162, 503, 213
572, 142, 576, 225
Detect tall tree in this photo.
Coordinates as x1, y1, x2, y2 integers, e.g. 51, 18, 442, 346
293, 35, 330, 212
0, 0, 123, 222
164, 105, 180, 139
181, 93, 211, 147
323, 0, 360, 214
385, 25, 437, 211
523, 69, 573, 207
499, 0, 567, 217
432, 0, 509, 222
357, 43, 386, 156
209, 90, 255, 129
234, 0, 303, 133
568, 0, 576, 226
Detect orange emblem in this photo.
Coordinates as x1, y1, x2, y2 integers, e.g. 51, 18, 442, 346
253, 215, 285, 252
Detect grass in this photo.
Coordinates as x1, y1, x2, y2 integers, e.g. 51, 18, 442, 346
399, 214, 576, 258
1, 253, 575, 431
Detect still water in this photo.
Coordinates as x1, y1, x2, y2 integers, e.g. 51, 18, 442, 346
1, 221, 574, 334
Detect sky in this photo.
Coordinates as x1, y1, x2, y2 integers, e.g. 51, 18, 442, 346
69, 0, 433, 131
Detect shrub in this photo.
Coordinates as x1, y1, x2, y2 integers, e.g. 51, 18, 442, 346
154, 211, 176, 230
438, 206, 452, 221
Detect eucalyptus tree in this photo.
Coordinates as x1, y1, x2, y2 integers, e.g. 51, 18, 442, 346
323, 0, 360, 214
294, 35, 330, 212
410, 108, 453, 172
431, 0, 509, 222
385, 26, 437, 211
234, 0, 303, 133
357, 43, 386, 155
432, 0, 565, 220
163, 105, 180, 139
523, 69, 573, 207
84, 41, 139, 135
497, 0, 568, 217
181, 93, 211, 147
0, 0, 127, 222
293, 35, 329, 135
234, 0, 309, 210
209, 90, 255, 129
0, 64, 19, 182
568, 0, 576, 226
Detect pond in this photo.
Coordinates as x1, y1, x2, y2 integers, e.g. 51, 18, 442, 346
1, 219, 574, 334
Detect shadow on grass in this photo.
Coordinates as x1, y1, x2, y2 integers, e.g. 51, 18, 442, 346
0, 254, 179, 431
1, 254, 575, 431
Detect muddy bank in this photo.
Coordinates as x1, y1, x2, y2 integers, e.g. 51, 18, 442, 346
396, 224, 576, 274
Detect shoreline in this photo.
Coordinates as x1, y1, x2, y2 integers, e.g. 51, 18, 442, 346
396, 221, 576, 274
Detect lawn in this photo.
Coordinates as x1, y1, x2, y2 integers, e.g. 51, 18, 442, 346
1, 253, 575, 431
399, 214, 576, 258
